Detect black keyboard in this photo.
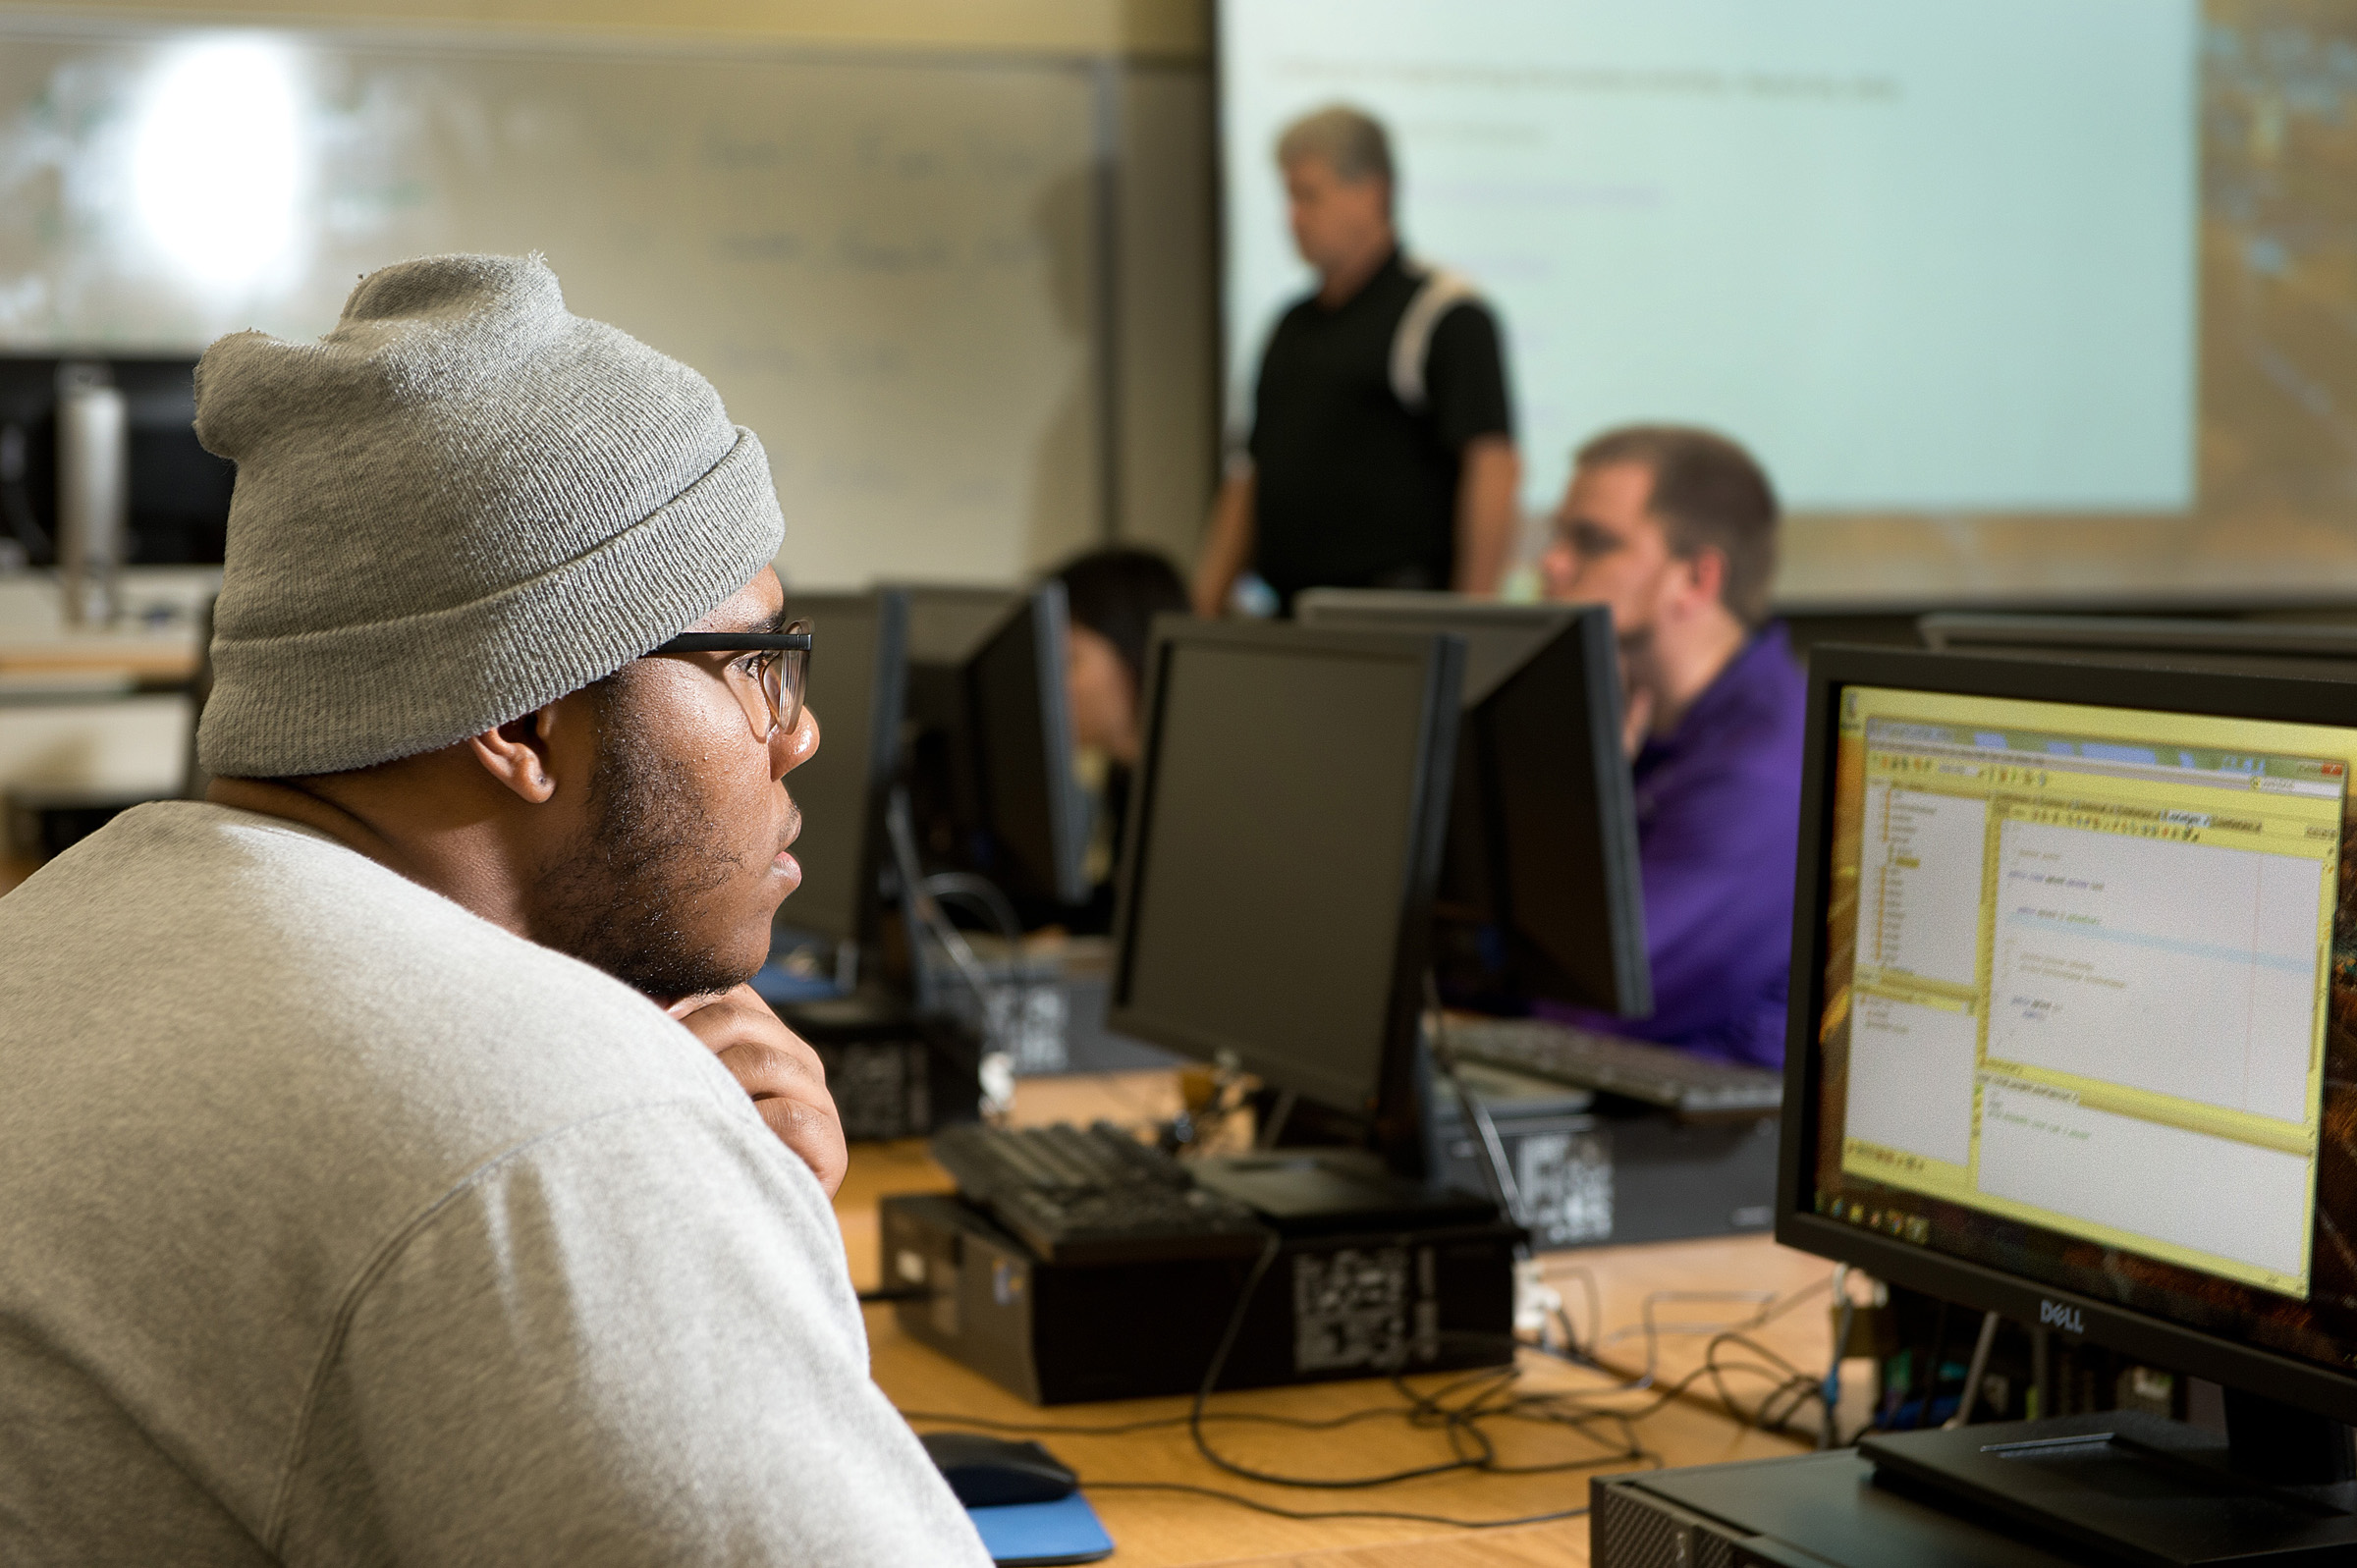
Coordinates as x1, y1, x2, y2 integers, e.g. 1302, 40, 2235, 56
931, 1120, 1274, 1266
1439, 1016, 1784, 1120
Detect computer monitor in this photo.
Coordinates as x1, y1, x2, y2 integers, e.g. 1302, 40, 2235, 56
772, 588, 908, 951
1106, 620, 1465, 1175
1294, 589, 1651, 1017
0, 355, 234, 566
899, 583, 1091, 909
1920, 611, 2357, 683
899, 583, 1020, 667
1782, 645, 2357, 1528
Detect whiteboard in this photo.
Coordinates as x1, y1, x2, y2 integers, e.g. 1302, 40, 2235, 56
0, 20, 1119, 588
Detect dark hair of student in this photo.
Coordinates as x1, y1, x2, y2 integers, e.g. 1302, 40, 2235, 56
1574, 424, 1781, 629
1050, 546, 1190, 688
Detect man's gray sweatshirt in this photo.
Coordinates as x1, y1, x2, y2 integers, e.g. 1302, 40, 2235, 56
0, 801, 989, 1566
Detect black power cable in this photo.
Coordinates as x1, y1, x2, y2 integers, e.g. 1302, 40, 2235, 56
886, 1083, 1847, 1530
1078, 1480, 1592, 1531
896, 1238, 1869, 1531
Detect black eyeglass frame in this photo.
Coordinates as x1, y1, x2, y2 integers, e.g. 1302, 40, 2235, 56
645, 624, 814, 740
650, 631, 814, 654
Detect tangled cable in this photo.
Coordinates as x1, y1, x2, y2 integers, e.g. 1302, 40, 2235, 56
897, 1243, 1846, 1530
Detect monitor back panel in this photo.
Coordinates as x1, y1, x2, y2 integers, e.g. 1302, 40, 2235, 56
1479, 611, 1651, 1016
1296, 592, 1649, 1016
963, 583, 1090, 906
1295, 590, 1575, 704
776, 588, 906, 946
898, 583, 1020, 665
1917, 613, 2357, 685
0, 354, 234, 566
898, 583, 1020, 734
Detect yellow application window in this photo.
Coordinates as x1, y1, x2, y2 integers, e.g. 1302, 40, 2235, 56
1834, 687, 2344, 1298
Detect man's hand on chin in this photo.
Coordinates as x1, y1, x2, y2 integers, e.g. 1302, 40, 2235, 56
667, 985, 849, 1199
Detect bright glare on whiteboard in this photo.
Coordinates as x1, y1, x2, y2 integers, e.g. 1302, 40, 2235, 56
131, 39, 306, 293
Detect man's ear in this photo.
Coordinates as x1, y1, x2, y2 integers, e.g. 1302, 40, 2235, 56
1672, 547, 1728, 622
467, 706, 560, 804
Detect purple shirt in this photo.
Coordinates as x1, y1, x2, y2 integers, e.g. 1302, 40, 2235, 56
1544, 624, 1808, 1068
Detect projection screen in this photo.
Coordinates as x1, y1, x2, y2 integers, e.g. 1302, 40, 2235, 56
1220, 0, 2357, 608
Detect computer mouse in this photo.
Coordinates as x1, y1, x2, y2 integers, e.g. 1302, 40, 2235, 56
919, 1431, 1078, 1508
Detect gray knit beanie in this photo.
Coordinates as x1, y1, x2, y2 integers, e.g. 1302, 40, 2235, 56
193, 252, 785, 779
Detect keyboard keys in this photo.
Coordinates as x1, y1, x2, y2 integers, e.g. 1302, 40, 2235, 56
931, 1121, 1274, 1266
1439, 1017, 1783, 1119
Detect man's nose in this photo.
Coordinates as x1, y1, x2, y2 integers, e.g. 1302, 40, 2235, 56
773, 706, 819, 781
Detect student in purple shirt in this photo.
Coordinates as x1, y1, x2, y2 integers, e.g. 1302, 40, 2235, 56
1537, 425, 1805, 1068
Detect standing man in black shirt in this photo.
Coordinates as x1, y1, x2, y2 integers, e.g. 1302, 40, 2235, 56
1193, 104, 1521, 616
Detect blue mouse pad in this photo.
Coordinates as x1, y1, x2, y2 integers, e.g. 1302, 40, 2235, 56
966, 1491, 1114, 1566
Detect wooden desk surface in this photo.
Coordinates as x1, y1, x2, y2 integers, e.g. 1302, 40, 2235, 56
835, 1074, 1857, 1568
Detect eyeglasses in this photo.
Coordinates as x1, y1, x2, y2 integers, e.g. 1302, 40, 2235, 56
646, 620, 812, 741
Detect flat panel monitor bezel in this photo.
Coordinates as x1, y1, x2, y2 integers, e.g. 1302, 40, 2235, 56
1106, 618, 1463, 1156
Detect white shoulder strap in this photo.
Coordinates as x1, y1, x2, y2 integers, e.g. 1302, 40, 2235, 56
1390, 260, 1482, 411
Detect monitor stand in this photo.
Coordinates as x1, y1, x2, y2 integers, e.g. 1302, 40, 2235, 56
1190, 1148, 1498, 1235
1857, 1392, 2357, 1566
1190, 1044, 1501, 1234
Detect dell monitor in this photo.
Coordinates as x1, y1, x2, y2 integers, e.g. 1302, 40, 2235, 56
771, 588, 908, 956
1782, 645, 2357, 1556
1294, 589, 1650, 1017
899, 583, 1091, 910
1106, 619, 1467, 1183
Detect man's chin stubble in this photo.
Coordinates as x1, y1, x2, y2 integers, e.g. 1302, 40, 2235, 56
531, 682, 762, 1000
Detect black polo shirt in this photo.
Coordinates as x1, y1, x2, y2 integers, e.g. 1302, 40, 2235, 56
1247, 250, 1512, 607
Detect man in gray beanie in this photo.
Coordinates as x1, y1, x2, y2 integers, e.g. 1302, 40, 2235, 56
0, 255, 990, 1565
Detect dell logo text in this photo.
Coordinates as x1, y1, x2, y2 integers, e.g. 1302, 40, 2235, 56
2040, 1299, 2085, 1336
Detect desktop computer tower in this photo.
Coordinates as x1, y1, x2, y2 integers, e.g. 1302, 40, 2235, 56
1426, 1064, 1777, 1250
879, 1192, 1519, 1405
937, 936, 1181, 1078
1589, 1449, 2091, 1567
770, 995, 982, 1142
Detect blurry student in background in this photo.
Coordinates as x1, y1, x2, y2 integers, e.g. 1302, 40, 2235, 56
1538, 425, 1804, 1069
1050, 546, 1188, 932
